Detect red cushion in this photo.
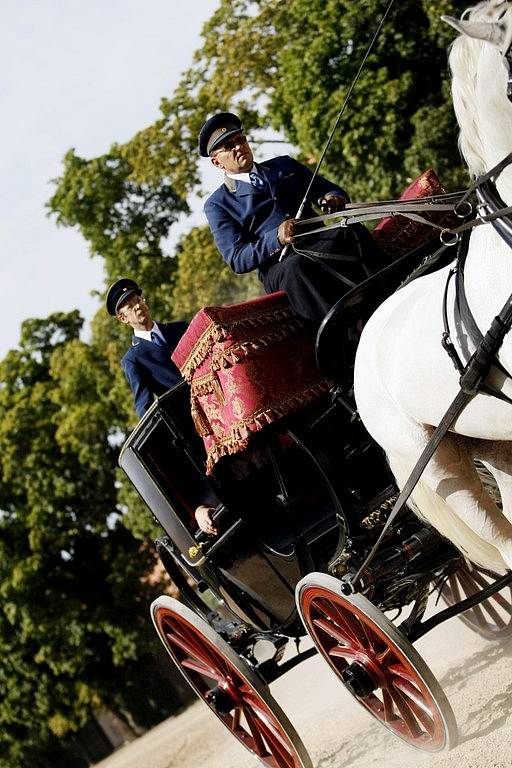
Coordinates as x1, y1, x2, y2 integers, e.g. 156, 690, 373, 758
172, 292, 330, 473
373, 169, 457, 256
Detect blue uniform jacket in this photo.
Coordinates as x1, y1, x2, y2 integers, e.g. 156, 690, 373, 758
121, 321, 188, 418
204, 155, 348, 274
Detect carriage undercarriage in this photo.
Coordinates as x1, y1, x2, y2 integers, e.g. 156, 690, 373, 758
119, 190, 512, 766
120, 321, 512, 765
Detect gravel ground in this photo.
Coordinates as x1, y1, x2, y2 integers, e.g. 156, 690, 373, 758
95, 606, 512, 768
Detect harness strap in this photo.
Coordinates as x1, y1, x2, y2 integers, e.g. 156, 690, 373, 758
349, 302, 512, 593
441, 265, 466, 375
457, 151, 512, 207
348, 252, 512, 594
348, 387, 474, 593
292, 246, 359, 289
292, 207, 466, 241
454, 231, 512, 402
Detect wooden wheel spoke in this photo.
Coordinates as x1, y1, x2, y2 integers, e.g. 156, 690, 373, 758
315, 600, 363, 647
387, 685, 423, 737
448, 574, 462, 603
180, 657, 225, 682
312, 616, 355, 648
382, 689, 396, 723
178, 622, 230, 675
242, 704, 294, 768
329, 647, 360, 662
391, 679, 435, 733
442, 565, 512, 639
386, 662, 417, 684
457, 571, 508, 627
465, 568, 491, 590
165, 629, 226, 677
241, 706, 268, 757
254, 714, 296, 768
241, 689, 295, 765
231, 706, 241, 731
357, 617, 380, 653
376, 646, 394, 664
471, 600, 505, 629
487, 590, 512, 615
165, 629, 204, 659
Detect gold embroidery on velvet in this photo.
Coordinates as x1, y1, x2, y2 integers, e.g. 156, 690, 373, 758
204, 379, 330, 473
212, 373, 226, 405
191, 397, 212, 436
177, 306, 300, 381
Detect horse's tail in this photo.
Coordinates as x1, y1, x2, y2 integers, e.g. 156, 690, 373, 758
387, 454, 508, 575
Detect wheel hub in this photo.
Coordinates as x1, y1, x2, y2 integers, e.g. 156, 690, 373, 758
341, 661, 377, 698
205, 684, 237, 714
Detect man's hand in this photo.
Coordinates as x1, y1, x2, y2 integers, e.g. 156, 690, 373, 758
318, 194, 347, 214
195, 505, 218, 535
277, 218, 299, 245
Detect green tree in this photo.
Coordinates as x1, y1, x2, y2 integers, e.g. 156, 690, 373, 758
171, 226, 262, 318
48, 1, 471, 326
47, 146, 188, 314
120, 0, 470, 202
0, 313, 185, 767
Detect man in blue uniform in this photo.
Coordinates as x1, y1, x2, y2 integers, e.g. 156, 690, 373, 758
200, 112, 382, 323
106, 278, 188, 418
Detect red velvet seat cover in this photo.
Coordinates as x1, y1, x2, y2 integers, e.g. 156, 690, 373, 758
373, 169, 458, 256
171, 292, 330, 473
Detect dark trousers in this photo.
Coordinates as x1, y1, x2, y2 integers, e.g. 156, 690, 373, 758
260, 224, 386, 324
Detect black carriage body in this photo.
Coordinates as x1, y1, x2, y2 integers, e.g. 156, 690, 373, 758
119, 376, 398, 637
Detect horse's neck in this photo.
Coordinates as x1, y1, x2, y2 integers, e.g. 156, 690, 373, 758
480, 94, 512, 202
482, 149, 512, 204
466, 43, 512, 204
494, 166, 512, 205
466, 223, 512, 333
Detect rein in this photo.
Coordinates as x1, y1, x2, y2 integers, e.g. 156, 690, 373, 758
344, 152, 512, 595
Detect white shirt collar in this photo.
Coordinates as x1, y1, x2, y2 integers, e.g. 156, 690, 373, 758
226, 163, 258, 185
134, 321, 165, 343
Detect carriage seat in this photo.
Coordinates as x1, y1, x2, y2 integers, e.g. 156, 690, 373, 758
171, 292, 330, 473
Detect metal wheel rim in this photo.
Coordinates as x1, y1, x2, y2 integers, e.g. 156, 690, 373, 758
440, 561, 512, 640
152, 596, 312, 768
296, 573, 457, 752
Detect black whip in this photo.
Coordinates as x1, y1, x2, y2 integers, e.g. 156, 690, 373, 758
280, 0, 396, 260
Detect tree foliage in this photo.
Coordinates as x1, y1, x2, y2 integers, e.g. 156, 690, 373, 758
171, 226, 262, 319
18, 4, 477, 764
0, 314, 185, 767
47, 147, 188, 316
118, 0, 470, 203
48, 0, 472, 317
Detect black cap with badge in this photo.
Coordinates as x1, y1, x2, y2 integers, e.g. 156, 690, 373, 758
105, 278, 142, 316
198, 112, 243, 157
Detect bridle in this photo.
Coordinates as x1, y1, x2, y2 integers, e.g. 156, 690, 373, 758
339, 14, 512, 595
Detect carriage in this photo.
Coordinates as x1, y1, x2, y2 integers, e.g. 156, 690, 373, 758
118, 248, 512, 765
118, 3, 512, 764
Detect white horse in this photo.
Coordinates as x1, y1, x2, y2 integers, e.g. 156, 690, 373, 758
354, 0, 512, 574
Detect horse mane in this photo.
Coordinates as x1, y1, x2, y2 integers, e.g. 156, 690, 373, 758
448, 1, 503, 177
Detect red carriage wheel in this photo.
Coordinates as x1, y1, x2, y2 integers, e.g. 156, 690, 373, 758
296, 573, 457, 751
439, 560, 512, 640
151, 596, 312, 768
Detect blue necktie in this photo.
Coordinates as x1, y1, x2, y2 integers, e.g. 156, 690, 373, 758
151, 330, 165, 347
249, 171, 266, 190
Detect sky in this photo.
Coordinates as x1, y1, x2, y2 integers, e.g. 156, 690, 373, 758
0, 1, 222, 358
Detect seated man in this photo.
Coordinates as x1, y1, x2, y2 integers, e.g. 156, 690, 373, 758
200, 111, 383, 323
106, 278, 188, 418
107, 278, 218, 529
